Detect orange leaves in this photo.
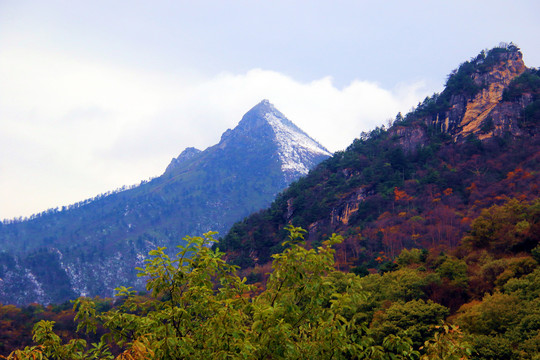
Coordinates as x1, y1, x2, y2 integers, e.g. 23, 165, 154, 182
505, 167, 532, 180
466, 182, 477, 193
375, 252, 391, 263
394, 187, 413, 202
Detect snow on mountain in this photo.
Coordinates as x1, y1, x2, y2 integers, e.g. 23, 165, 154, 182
265, 111, 331, 176
0, 99, 332, 305
254, 100, 332, 182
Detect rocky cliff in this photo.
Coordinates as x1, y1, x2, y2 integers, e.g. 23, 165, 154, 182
426, 44, 533, 141
387, 44, 538, 156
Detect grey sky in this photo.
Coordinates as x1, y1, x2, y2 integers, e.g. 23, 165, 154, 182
1, 0, 539, 219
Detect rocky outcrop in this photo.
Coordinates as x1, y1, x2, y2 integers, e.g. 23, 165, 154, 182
165, 147, 201, 172
428, 47, 530, 141
330, 187, 368, 226
390, 125, 428, 154
460, 51, 526, 140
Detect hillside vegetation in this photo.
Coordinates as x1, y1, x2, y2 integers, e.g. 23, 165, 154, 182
1, 44, 539, 359
220, 44, 539, 273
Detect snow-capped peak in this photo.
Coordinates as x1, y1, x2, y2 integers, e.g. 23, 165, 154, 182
255, 100, 332, 181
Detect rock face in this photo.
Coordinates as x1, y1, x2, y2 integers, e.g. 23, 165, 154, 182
388, 46, 536, 154
459, 51, 525, 139
165, 147, 202, 172
330, 187, 369, 226
429, 46, 530, 141
0, 100, 331, 305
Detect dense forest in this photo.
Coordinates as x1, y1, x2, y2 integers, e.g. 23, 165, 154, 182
1, 44, 539, 359
1, 214, 538, 359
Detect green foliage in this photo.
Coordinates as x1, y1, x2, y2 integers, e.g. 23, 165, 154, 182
419, 324, 472, 360
503, 267, 540, 300
10, 227, 471, 359
396, 248, 426, 267
467, 334, 515, 360
8, 320, 89, 360
502, 70, 540, 101
351, 265, 369, 277
532, 244, 540, 264
436, 257, 468, 289
378, 261, 399, 274
463, 198, 540, 254
444, 61, 481, 99
454, 286, 540, 359
371, 299, 449, 348
523, 100, 540, 126
358, 268, 431, 304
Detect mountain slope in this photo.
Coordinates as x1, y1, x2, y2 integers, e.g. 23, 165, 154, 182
0, 100, 331, 305
220, 44, 540, 270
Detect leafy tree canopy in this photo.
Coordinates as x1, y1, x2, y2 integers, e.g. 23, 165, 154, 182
3, 227, 472, 360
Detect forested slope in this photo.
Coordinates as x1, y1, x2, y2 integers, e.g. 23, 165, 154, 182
220, 44, 540, 272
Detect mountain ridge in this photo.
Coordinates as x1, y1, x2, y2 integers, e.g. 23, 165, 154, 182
0, 101, 331, 305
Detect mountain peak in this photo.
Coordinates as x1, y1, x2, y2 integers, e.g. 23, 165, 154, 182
237, 99, 286, 130
254, 99, 274, 111
166, 147, 201, 172
0, 100, 332, 305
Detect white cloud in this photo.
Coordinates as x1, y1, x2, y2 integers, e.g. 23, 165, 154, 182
0, 47, 429, 219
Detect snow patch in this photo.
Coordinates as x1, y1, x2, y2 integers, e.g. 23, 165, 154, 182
264, 112, 332, 177
25, 269, 46, 300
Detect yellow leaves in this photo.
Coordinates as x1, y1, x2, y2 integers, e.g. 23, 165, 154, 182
114, 286, 136, 297
116, 337, 155, 360
377, 211, 393, 221
375, 252, 391, 264
0, 347, 45, 360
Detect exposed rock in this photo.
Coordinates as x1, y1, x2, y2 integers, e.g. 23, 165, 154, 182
427, 47, 528, 141
165, 147, 202, 172
330, 187, 368, 225
390, 125, 428, 153
460, 51, 526, 140
286, 198, 295, 221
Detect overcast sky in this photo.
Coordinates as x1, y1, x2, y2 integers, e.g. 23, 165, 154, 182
1, 1, 539, 219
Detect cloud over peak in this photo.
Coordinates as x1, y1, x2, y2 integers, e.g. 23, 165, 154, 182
0, 47, 429, 219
